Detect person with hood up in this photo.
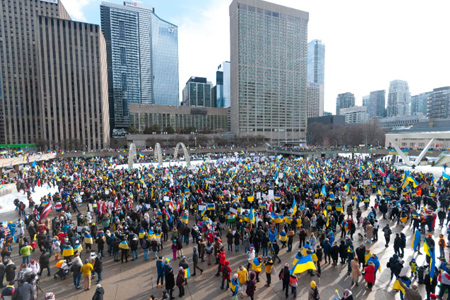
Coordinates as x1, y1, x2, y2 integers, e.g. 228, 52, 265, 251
192, 246, 203, 276
279, 263, 290, 298
340, 289, 353, 300
156, 257, 165, 287
70, 253, 83, 289
263, 256, 274, 287
246, 271, 256, 300
388, 254, 399, 280
92, 284, 105, 300
176, 267, 185, 298
165, 267, 175, 300
308, 280, 320, 300
221, 260, 232, 290
230, 273, 239, 300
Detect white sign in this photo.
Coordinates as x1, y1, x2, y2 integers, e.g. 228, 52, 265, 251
41, 0, 58, 3
198, 205, 206, 212
363, 180, 371, 186
256, 178, 261, 183
229, 208, 238, 214
268, 190, 274, 200
163, 196, 170, 202
124, 1, 139, 7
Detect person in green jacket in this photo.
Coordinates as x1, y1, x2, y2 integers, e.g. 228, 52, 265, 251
19, 242, 33, 264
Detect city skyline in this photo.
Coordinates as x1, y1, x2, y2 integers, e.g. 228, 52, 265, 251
62, 0, 450, 112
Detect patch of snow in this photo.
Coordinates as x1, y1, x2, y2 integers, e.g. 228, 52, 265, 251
0, 184, 59, 213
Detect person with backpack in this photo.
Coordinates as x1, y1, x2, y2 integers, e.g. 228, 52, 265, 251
279, 263, 290, 298
221, 260, 231, 290
205, 242, 213, 265
308, 280, 320, 300
289, 274, 298, 298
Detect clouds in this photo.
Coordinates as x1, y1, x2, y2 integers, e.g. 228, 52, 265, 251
61, 0, 100, 22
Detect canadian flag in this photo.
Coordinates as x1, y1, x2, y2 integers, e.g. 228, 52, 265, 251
37, 202, 52, 221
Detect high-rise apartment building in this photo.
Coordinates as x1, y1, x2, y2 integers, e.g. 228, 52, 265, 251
411, 92, 431, 116
362, 95, 370, 107
306, 83, 324, 118
214, 62, 231, 108
367, 90, 386, 118
230, 0, 309, 142
340, 106, 369, 124
387, 80, 411, 117
307, 40, 325, 84
336, 93, 355, 115
101, 1, 179, 132
427, 87, 450, 119
182, 77, 213, 107
0, 0, 109, 149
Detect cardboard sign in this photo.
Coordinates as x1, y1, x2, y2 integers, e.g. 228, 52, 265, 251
229, 208, 238, 214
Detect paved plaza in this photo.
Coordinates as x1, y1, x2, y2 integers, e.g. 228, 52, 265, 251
0, 192, 437, 300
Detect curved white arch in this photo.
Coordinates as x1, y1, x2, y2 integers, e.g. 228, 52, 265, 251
128, 143, 137, 169
173, 142, 191, 167
154, 143, 163, 166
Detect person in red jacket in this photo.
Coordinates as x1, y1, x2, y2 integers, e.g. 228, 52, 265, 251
216, 249, 226, 277
364, 261, 376, 292
221, 260, 231, 291
176, 267, 185, 297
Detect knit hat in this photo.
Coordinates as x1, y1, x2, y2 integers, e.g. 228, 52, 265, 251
310, 281, 316, 288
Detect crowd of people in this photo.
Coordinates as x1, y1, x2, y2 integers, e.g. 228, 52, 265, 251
0, 152, 449, 299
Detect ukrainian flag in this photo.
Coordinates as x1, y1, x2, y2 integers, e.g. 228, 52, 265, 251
200, 207, 206, 217
290, 255, 316, 274
320, 185, 326, 196
364, 250, 372, 264
293, 252, 303, 266
252, 257, 261, 272
249, 207, 256, 224
139, 152, 144, 158
274, 194, 281, 201
119, 240, 129, 250
165, 257, 171, 263
443, 171, 450, 181
84, 233, 93, 244
291, 199, 297, 215
247, 192, 255, 203
230, 278, 239, 294
412, 229, 421, 251
344, 184, 350, 194
336, 203, 343, 213
207, 203, 215, 211
139, 229, 146, 239
62, 245, 74, 257
270, 212, 283, 223
185, 268, 191, 278
377, 187, 383, 196
181, 214, 189, 224
15, 150, 23, 154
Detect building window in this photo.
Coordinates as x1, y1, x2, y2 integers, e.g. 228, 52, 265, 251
122, 73, 127, 91
119, 20, 125, 39
120, 47, 126, 65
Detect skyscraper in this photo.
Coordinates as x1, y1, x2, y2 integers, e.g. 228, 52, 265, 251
182, 77, 213, 107
307, 40, 325, 84
101, 1, 179, 132
387, 80, 411, 117
336, 93, 355, 115
427, 87, 450, 119
411, 92, 431, 115
215, 62, 231, 108
0, 0, 109, 149
306, 83, 324, 118
230, 0, 309, 142
367, 90, 386, 118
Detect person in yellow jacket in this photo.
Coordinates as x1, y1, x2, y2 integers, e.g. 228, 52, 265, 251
237, 265, 248, 298
263, 257, 274, 287
119, 239, 129, 263
80, 259, 93, 291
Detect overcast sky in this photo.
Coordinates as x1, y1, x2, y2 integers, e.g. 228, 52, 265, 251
61, 0, 450, 112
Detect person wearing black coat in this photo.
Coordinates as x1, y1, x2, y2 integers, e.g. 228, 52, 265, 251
165, 268, 175, 300
356, 245, 366, 270
388, 254, 399, 280
38, 250, 51, 276
94, 256, 103, 284
226, 230, 234, 251
92, 284, 105, 300
339, 240, 347, 264
234, 231, 240, 252
279, 264, 290, 298
393, 234, 401, 256
0, 261, 4, 288
4, 260, 15, 282
330, 243, 339, 266
424, 268, 437, 300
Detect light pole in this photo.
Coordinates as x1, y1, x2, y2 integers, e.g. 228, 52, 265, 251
333, 139, 338, 148
375, 139, 380, 147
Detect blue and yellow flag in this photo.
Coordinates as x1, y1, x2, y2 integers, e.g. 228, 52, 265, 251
139, 152, 144, 158
293, 252, 303, 266
247, 192, 254, 203
291, 199, 297, 216
249, 207, 256, 224
321, 185, 326, 196
443, 172, 450, 181
290, 255, 316, 274
412, 229, 421, 251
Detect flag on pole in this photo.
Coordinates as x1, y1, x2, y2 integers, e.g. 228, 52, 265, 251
37, 202, 52, 221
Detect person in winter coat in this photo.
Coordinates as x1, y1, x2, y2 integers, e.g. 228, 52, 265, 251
192, 247, 203, 276
339, 241, 347, 264
388, 254, 399, 280
350, 257, 361, 287
237, 265, 248, 298
179, 257, 189, 285
71, 253, 83, 289
279, 263, 290, 298
221, 260, 232, 290
340, 289, 353, 300
0, 261, 4, 288
364, 261, 376, 291
130, 234, 139, 261
308, 280, 320, 300
176, 267, 185, 297
365, 223, 374, 243
38, 250, 51, 276
246, 271, 256, 300
171, 240, 178, 260
394, 234, 401, 256
234, 231, 240, 252
4, 260, 15, 283
322, 238, 331, 264
156, 257, 165, 287
93, 256, 103, 284
165, 267, 175, 300
424, 268, 437, 300
226, 229, 234, 251
263, 257, 274, 287
330, 242, 339, 266
398, 281, 422, 300
92, 284, 105, 300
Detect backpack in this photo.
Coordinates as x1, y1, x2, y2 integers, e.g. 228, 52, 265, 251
312, 287, 320, 299
223, 266, 229, 278
206, 246, 213, 254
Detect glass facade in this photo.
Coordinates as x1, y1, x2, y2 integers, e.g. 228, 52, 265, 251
307, 40, 325, 84
182, 77, 213, 107
387, 80, 411, 117
232, 1, 308, 140
101, 2, 179, 131
152, 14, 179, 106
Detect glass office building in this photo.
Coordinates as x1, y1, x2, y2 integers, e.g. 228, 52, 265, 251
307, 40, 325, 84
101, 2, 179, 132
230, 0, 309, 142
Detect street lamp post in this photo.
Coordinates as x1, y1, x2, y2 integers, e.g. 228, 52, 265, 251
375, 139, 380, 147
333, 139, 338, 148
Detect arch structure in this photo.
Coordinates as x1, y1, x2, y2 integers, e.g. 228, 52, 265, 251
173, 142, 191, 167
154, 143, 163, 166
128, 143, 137, 169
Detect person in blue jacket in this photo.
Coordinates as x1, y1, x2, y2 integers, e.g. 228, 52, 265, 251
156, 256, 165, 287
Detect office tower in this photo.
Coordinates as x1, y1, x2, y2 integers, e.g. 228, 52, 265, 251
387, 80, 411, 117
215, 62, 231, 108
307, 83, 324, 118
101, 1, 179, 132
427, 87, 450, 119
362, 95, 370, 107
339, 106, 369, 124
230, 0, 309, 142
182, 77, 213, 107
38, 17, 110, 150
367, 90, 386, 118
411, 92, 431, 116
0, 0, 109, 149
0, 0, 71, 144
336, 93, 355, 115
307, 40, 325, 84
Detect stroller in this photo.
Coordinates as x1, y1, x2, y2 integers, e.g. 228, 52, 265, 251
54, 260, 71, 280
